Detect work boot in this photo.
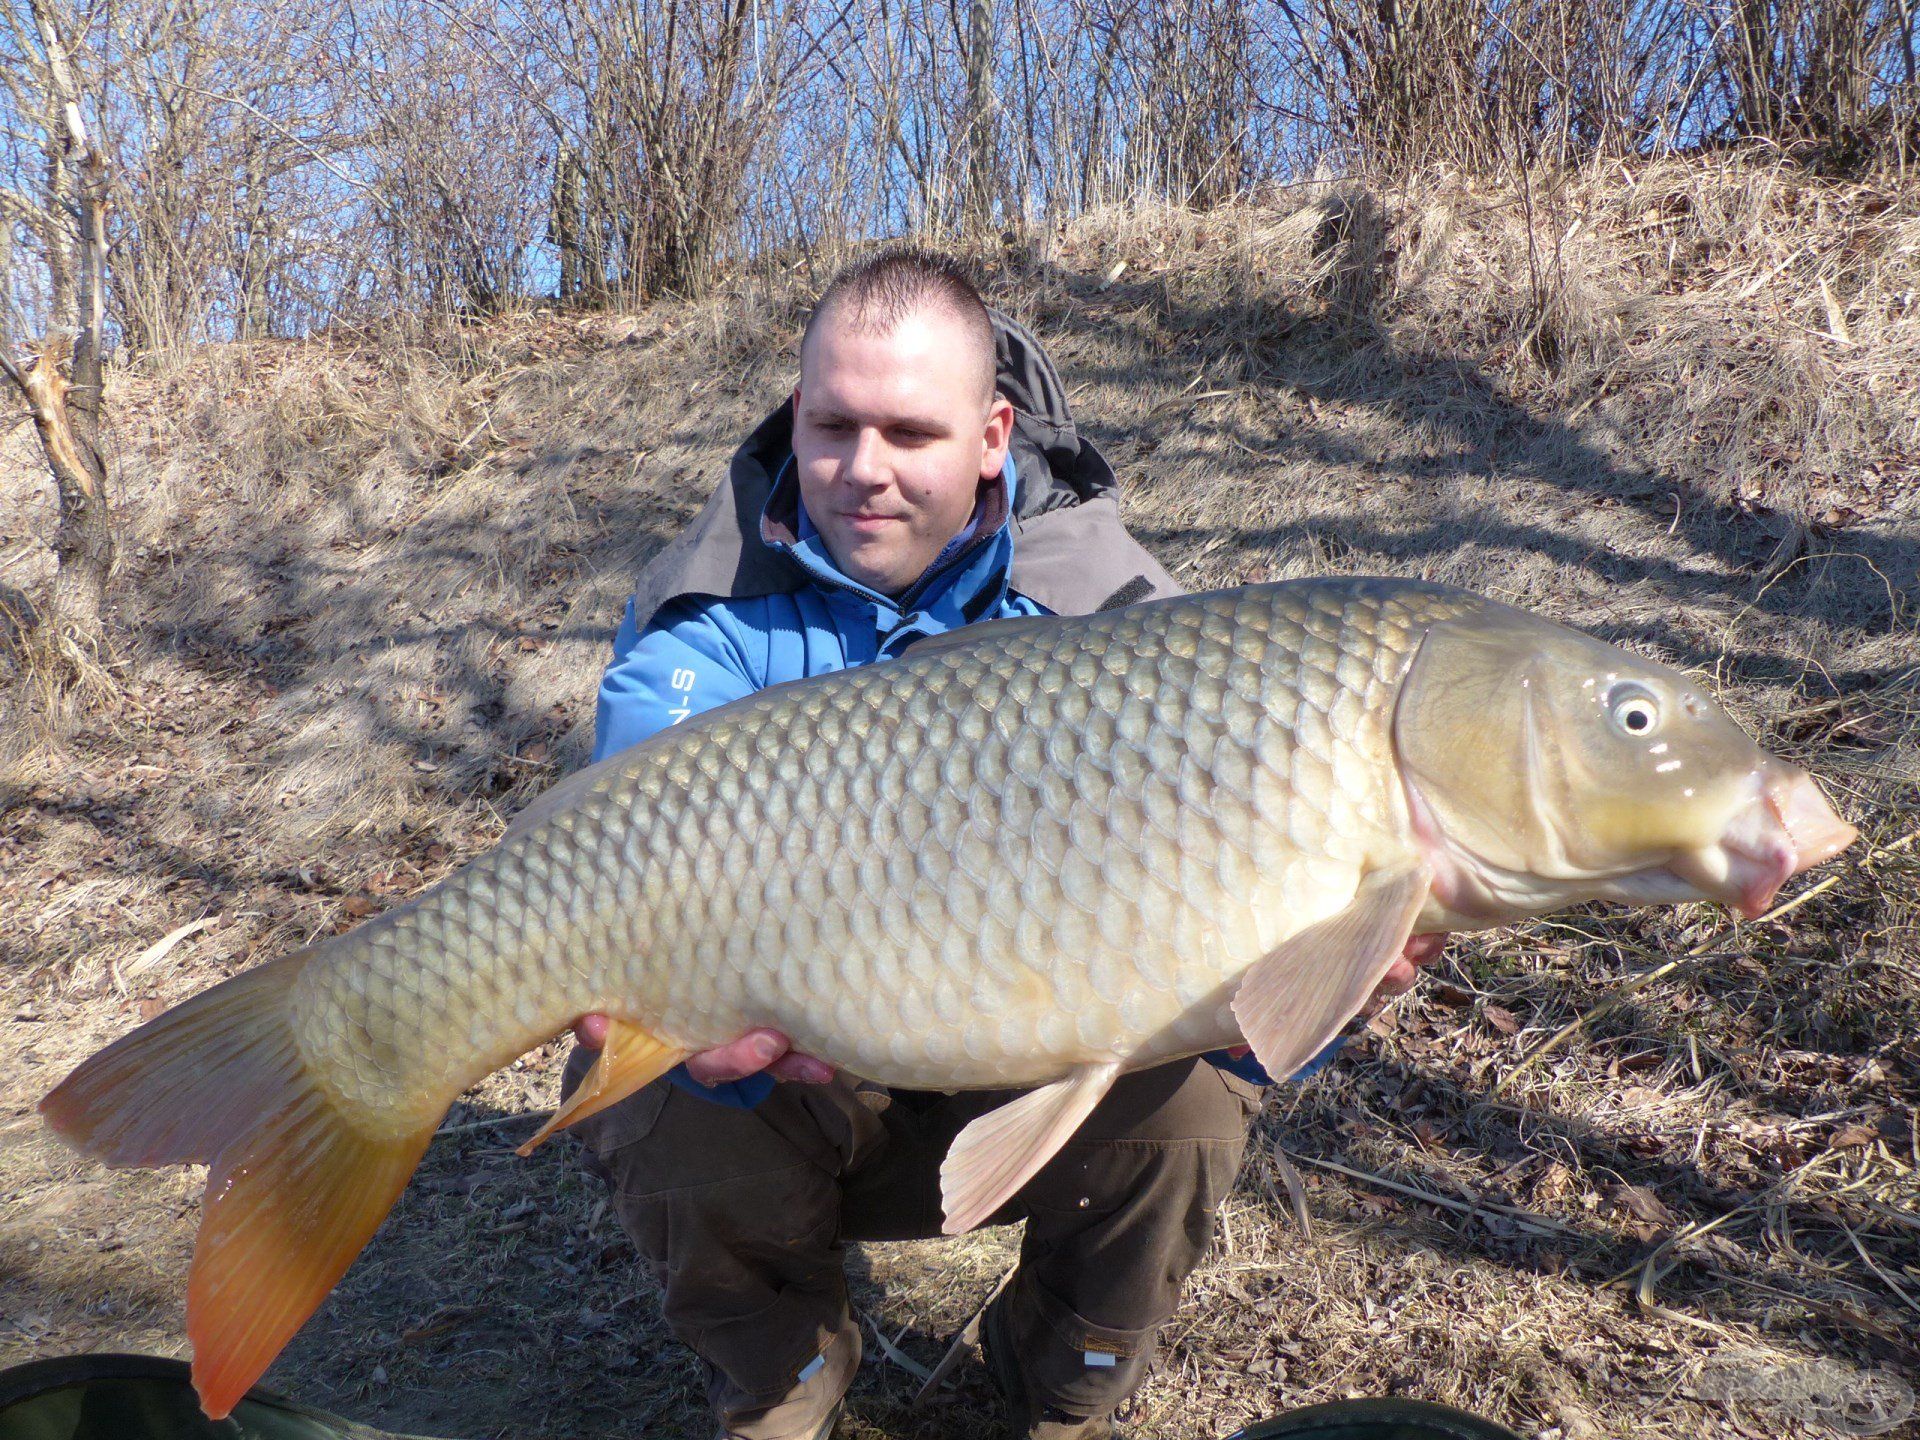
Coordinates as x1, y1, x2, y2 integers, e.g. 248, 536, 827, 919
718, 1398, 842, 1440
711, 1322, 859, 1440
980, 1291, 1119, 1440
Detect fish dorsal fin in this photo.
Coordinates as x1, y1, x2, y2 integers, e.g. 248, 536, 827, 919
1231, 859, 1432, 1082
940, 1060, 1122, 1234
901, 614, 1067, 662
516, 1020, 690, 1156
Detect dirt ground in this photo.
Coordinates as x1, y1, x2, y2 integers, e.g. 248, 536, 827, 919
3, 161, 1918, 1439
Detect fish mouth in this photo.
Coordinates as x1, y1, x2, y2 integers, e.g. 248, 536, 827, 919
1666, 769, 1857, 919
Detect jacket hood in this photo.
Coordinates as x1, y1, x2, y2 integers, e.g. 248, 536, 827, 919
625, 309, 1179, 632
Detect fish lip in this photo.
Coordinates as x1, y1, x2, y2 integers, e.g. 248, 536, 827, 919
1666, 769, 1856, 919
1669, 834, 1795, 919
1770, 769, 1858, 870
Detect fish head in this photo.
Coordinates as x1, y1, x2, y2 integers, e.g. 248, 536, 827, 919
1393, 603, 1856, 921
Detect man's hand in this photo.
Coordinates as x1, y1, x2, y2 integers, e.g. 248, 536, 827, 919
572, 1014, 836, 1086
1368, 931, 1450, 1004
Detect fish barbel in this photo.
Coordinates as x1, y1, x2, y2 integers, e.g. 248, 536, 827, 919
42, 578, 1855, 1415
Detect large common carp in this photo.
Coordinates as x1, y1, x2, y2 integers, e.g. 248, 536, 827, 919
42, 578, 1855, 1416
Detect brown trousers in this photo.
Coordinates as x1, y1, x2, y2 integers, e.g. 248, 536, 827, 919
562, 1049, 1258, 1435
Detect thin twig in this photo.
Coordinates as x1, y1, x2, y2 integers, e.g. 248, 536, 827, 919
911, 1265, 1015, 1406
1285, 1150, 1578, 1238
864, 1311, 935, 1382
1836, 1215, 1920, 1319
435, 1109, 554, 1138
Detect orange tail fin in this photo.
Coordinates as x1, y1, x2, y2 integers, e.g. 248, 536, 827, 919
39, 952, 436, 1419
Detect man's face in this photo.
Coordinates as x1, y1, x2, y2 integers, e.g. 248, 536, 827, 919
792, 306, 1013, 596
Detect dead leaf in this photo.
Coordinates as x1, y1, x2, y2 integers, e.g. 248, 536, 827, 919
342, 894, 378, 918
1484, 1004, 1520, 1036
1829, 1123, 1877, 1149
1610, 1183, 1674, 1225
1530, 1161, 1576, 1205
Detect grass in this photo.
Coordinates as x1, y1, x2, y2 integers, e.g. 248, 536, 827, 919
1, 154, 1916, 1439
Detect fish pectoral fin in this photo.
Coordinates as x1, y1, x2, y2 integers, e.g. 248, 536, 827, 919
1231, 858, 1432, 1083
516, 1020, 690, 1157
940, 1060, 1122, 1236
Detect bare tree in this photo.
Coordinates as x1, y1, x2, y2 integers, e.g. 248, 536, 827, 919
962, 0, 998, 232
1, 0, 117, 661
1714, 0, 1914, 164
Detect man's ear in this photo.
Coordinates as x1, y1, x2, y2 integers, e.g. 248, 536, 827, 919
980, 394, 1015, 479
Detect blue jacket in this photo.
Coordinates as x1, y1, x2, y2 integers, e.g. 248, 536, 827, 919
595, 457, 1044, 765
592, 457, 1332, 1103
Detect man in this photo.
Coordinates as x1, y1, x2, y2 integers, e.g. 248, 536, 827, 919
564, 250, 1433, 1440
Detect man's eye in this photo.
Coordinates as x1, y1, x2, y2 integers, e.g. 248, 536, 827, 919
815, 419, 851, 434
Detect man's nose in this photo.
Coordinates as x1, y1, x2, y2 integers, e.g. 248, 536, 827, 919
845, 427, 889, 487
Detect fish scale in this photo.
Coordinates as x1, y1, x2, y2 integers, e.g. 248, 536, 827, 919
289, 579, 1472, 1127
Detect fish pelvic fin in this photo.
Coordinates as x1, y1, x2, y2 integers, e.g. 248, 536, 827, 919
515, 1018, 689, 1157
1231, 858, 1432, 1083
940, 1060, 1122, 1235
39, 952, 437, 1419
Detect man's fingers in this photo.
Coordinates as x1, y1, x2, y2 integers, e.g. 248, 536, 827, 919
1375, 958, 1419, 996
683, 1028, 791, 1085
769, 1052, 837, 1085
573, 1013, 610, 1050
572, 1019, 831, 1086
1358, 934, 1455, 1016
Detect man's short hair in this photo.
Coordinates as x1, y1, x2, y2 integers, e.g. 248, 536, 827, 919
801, 247, 998, 402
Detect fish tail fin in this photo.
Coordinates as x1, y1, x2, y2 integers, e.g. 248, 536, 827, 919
40, 951, 437, 1419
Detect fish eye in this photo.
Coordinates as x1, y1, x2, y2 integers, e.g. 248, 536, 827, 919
1607, 685, 1660, 738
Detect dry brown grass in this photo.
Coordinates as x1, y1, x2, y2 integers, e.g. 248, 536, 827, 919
1, 155, 1916, 1439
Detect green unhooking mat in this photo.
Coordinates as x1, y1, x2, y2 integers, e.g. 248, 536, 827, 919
0, 1354, 434, 1440
1226, 1397, 1525, 1440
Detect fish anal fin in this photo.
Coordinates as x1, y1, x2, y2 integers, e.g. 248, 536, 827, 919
1231, 859, 1432, 1085
940, 1061, 1121, 1235
516, 1019, 688, 1157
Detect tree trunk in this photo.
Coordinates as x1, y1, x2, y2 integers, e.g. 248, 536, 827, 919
962, 0, 997, 235
554, 145, 582, 302
18, 333, 114, 643
8, 0, 117, 654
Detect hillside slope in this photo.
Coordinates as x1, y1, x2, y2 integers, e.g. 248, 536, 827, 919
2, 160, 1917, 1439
